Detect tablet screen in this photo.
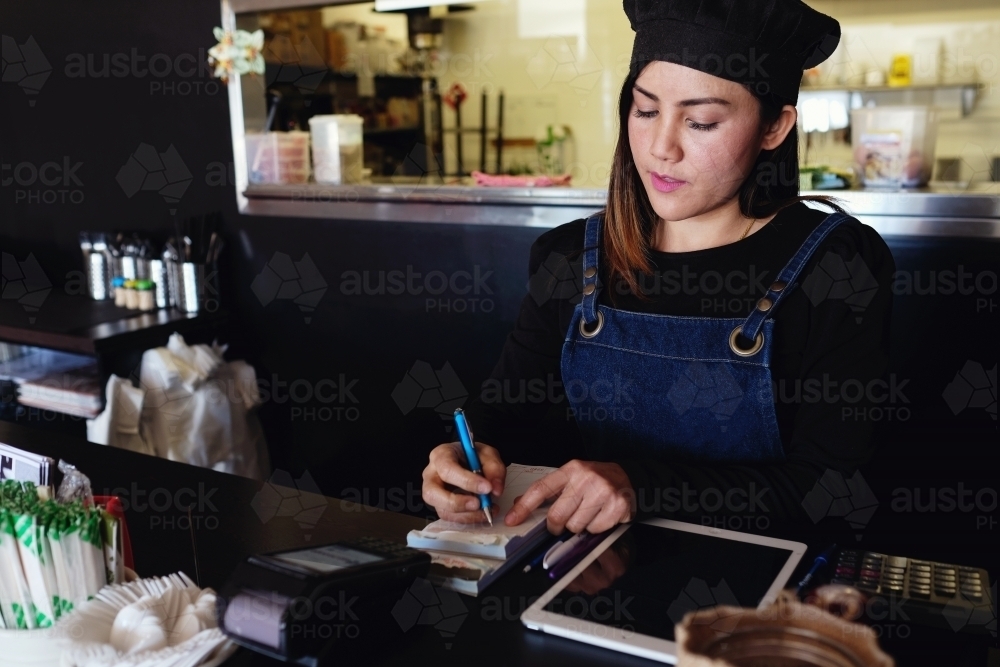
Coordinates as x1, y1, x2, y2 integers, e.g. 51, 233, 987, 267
542, 523, 794, 642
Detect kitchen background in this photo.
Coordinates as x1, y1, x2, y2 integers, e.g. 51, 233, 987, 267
262, 0, 1000, 186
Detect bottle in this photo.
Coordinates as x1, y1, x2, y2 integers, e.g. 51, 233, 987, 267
113, 276, 128, 307
135, 280, 155, 311
124, 279, 139, 309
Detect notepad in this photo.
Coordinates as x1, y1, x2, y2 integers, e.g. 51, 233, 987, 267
407, 463, 555, 595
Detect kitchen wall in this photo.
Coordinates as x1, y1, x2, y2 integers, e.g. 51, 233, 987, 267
431, 0, 1000, 185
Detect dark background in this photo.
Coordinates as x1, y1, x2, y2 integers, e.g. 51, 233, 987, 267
2, 0, 997, 563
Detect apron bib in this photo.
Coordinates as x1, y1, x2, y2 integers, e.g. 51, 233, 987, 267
560, 209, 851, 463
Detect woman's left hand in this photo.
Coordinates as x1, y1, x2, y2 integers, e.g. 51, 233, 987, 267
504, 460, 636, 534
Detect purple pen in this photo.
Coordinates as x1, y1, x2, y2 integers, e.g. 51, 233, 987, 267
547, 531, 610, 580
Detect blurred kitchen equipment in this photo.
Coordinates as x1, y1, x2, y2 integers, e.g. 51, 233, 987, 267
936, 157, 961, 182
888, 54, 912, 87
79, 232, 112, 301
991, 157, 1000, 182
308, 114, 365, 184
246, 131, 311, 184
173, 262, 215, 313
865, 68, 886, 87
166, 213, 224, 314
443, 82, 468, 176
851, 106, 939, 187
149, 256, 172, 308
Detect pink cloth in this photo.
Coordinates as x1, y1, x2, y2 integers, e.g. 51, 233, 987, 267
470, 171, 572, 187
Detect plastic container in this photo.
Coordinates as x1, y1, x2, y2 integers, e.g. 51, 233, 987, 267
135, 279, 155, 311
308, 114, 365, 184
851, 105, 939, 187
112, 276, 127, 307
245, 131, 311, 185
124, 279, 139, 309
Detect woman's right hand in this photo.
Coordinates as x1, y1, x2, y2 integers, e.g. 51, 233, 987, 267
422, 441, 506, 523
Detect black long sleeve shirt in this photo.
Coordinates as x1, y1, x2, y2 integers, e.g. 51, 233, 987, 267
465, 202, 895, 530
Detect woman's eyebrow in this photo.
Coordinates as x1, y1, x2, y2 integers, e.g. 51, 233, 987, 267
633, 84, 659, 101
632, 85, 730, 108
677, 97, 731, 107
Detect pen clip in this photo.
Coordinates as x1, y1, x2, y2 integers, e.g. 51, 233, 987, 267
542, 532, 584, 570
547, 531, 606, 581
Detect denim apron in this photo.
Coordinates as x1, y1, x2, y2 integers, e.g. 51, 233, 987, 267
560, 210, 851, 463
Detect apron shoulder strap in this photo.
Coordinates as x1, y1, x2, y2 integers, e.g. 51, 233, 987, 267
580, 211, 602, 325
738, 210, 853, 342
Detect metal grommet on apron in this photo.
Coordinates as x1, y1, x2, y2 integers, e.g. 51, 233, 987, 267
560, 209, 854, 463
728, 326, 764, 356
580, 310, 604, 338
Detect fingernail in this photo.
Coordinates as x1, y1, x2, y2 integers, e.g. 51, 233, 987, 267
467, 498, 480, 510
478, 482, 491, 494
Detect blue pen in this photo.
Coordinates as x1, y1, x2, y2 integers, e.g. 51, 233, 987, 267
797, 543, 837, 598
453, 408, 493, 526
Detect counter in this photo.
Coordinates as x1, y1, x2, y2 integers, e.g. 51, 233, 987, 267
2, 421, 993, 667
242, 182, 1000, 238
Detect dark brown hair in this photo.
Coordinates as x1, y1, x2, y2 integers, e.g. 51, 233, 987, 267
604, 62, 845, 296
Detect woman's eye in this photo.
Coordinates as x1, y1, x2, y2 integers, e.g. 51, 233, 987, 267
632, 108, 657, 119
687, 120, 719, 131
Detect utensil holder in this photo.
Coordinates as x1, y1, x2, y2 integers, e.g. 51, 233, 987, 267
171, 261, 220, 314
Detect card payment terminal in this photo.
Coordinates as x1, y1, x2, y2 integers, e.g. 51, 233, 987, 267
218, 537, 431, 664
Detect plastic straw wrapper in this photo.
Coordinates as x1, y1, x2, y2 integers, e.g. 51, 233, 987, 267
13, 509, 58, 627
0, 507, 37, 629
100, 508, 123, 585
44, 504, 82, 619
79, 509, 107, 597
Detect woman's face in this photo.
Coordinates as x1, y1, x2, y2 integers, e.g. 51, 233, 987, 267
627, 61, 768, 222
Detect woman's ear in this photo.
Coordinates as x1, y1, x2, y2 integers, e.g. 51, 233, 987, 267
761, 104, 798, 151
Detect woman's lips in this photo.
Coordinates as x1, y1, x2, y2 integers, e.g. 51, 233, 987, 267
651, 172, 687, 193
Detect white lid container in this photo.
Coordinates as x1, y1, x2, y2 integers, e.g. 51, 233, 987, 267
851, 105, 939, 188
308, 114, 365, 185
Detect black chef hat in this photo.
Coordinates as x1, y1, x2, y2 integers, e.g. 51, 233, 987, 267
624, 0, 840, 105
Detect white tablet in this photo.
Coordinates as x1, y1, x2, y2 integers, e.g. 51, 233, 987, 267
520, 519, 807, 664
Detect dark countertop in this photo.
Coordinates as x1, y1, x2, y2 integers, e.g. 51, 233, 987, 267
0, 421, 994, 667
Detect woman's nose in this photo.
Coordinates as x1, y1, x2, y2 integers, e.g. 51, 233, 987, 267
648, 119, 683, 163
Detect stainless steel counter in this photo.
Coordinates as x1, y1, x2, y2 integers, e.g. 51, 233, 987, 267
242, 182, 1000, 238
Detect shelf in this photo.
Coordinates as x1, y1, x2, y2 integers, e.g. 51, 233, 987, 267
799, 81, 983, 117
364, 126, 422, 135
0, 292, 227, 355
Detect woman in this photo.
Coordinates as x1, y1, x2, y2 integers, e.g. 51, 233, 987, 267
422, 0, 894, 536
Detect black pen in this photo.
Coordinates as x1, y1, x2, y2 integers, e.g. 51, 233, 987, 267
797, 543, 837, 598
